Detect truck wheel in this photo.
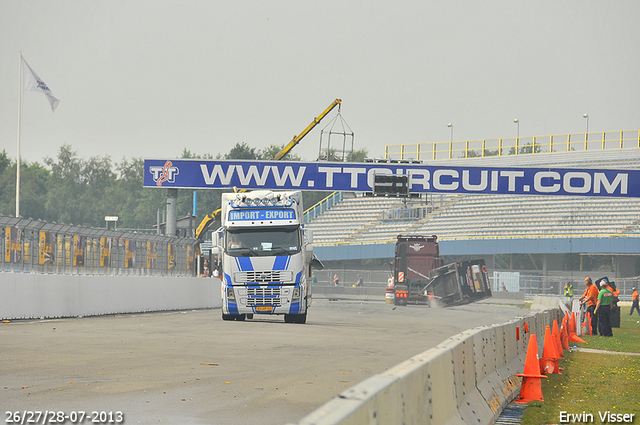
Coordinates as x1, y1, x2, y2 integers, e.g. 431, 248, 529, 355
284, 312, 307, 324
222, 313, 234, 321
295, 312, 307, 324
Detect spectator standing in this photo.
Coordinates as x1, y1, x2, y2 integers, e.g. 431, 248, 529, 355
333, 274, 340, 286
595, 279, 614, 337
630, 287, 639, 316
311, 273, 317, 286
563, 282, 573, 298
579, 277, 599, 335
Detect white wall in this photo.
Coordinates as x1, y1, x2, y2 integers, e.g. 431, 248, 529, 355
0, 274, 221, 320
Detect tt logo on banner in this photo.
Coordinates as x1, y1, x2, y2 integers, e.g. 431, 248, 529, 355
150, 161, 180, 187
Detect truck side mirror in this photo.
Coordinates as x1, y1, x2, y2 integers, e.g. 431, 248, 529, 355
213, 228, 222, 247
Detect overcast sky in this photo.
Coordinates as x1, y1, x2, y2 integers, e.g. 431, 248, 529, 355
1, 1, 639, 165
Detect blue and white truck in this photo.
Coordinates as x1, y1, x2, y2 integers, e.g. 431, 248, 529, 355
213, 190, 313, 323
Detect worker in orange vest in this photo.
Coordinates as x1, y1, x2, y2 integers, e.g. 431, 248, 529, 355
579, 277, 599, 335
630, 287, 639, 316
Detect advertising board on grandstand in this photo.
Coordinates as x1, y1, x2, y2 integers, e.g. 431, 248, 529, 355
144, 159, 640, 198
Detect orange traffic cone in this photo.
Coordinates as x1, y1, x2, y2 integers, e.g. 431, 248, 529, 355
561, 318, 569, 351
515, 334, 547, 403
568, 313, 586, 344
552, 320, 563, 359
539, 326, 561, 375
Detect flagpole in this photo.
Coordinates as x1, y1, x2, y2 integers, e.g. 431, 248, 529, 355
16, 50, 22, 218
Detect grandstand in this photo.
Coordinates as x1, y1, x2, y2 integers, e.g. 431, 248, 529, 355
306, 134, 640, 287
307, 132, 640, 298
306, 193, 640, 244
306, 132, 640, 296
306, 145, 640, 246
305, 196, 406, 245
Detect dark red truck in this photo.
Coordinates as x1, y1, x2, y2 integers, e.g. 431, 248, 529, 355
393, 235, 492, 307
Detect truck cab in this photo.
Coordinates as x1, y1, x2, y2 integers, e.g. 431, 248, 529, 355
214, 190, 313, 323
394, 235, 440, 305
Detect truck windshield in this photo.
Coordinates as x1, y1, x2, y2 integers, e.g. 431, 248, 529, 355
226, 226, 300, 257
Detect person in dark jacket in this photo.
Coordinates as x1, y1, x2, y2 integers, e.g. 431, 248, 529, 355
595, 279, 614, 337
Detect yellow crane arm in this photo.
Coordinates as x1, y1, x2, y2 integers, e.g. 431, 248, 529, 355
272, 99, 342, 160
195, 187, 246, 240
196, 99, 342, 241
195, 208, 221, 240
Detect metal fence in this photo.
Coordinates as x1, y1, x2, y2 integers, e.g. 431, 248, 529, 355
316, 268, 639, 302
1, 215, 198, 276
315, 269, 392, 288
492, 272, 638, 301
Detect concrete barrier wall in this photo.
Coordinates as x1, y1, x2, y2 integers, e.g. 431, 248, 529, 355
0, 274, 221, 320
292, 299, 563, 425
530, 295, 564, 311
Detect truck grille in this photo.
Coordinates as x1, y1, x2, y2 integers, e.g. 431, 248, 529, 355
246, 286, 282, 307
235, 270, 293, 283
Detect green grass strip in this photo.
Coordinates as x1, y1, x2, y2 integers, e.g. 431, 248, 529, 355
521, 312, 640, 424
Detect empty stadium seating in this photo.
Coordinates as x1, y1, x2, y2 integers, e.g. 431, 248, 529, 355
305, 148, 640, 245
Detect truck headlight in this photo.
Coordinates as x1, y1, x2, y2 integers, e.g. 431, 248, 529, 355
292, 287, 301, 301
227, 287, 236, 301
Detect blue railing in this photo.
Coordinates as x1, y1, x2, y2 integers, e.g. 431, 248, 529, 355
303, 191, 343, 223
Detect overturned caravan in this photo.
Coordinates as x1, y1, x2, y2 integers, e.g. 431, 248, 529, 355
423, 260, 492, 307
393, 235, 492, 307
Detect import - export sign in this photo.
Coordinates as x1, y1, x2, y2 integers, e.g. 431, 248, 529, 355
144, 159, 640, 197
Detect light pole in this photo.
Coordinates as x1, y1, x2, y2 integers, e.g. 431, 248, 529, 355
583, 113, 589, 133
513, 118, 519, 138
447, 123, 453, 142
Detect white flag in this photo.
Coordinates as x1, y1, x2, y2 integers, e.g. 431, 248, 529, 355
21, 56, 60, 112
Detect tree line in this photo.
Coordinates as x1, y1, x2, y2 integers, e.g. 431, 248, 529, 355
0, 143, 367, 231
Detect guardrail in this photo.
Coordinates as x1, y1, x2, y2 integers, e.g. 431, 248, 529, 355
385, 130, 640, 160
290, 303, 563, 425
1, 215, 198, 276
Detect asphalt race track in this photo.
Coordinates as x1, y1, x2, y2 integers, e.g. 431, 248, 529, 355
2, 300, 524, 424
